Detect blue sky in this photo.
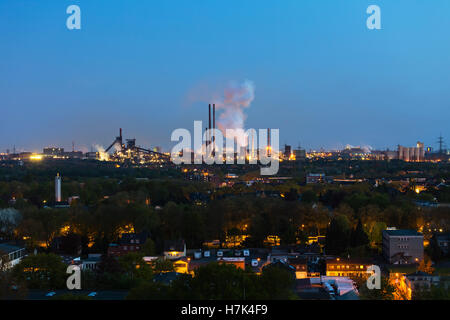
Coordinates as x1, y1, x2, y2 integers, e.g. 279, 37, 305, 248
1, 0, 449, 152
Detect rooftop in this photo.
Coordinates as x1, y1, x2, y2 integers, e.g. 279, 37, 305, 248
0, 242, 25, 254
383, 229, 422, 236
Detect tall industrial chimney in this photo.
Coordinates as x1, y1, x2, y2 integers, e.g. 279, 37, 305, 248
55, 173, 62, 203
208, 104, 212, 146
267, 128, 271, 157
212, 104, 216, 152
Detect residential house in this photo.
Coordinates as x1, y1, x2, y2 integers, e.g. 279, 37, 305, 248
288, 257, 308, 279
107, 232, 148, 257
163, 240, 186, 260
404, 271, 440, 299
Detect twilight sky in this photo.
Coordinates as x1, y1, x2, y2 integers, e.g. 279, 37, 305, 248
1, 0, 449, 153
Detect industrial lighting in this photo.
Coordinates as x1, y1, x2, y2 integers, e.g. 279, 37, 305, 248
30, 154, 43, 161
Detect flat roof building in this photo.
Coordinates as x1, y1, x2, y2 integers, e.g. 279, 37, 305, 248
382, 229, 424, 264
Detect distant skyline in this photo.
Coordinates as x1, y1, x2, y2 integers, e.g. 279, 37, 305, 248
1, 1, 450, 153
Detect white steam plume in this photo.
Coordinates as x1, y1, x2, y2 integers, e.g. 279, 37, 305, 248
213, 80, 255, 147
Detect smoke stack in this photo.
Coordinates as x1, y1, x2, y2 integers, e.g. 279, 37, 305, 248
120, 128, 122, 139
208, 104, 212, 146
213, 104, 216, 152
267, 128, 271, 157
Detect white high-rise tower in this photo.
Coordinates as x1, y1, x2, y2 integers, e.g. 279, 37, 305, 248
55, 173, 62, 203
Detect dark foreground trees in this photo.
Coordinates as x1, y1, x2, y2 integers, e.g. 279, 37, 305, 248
12, 253, 67, 289
127, 263, 297, 300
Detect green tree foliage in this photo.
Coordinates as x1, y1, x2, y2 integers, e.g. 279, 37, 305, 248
153, 258, 174, 273
367, 221, 387, 247
301, 190, 318, 203
325, 215, 351, 255
187, 263, 247, 299
417, 257, 435, 274
142, 238, 156, 256
12, 253, 67, 289
358, 276, 395, 300
118, 252, 153, 287
426, 235, 444, 261
414, 285, 450, 300
254, 266, 296, 299
350, 219, 369, 248
127, 263, 297, 300
59, 232, 83, 255
0, 252, 28, 299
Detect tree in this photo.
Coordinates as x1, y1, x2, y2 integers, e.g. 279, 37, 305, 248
59, 233, 82, 255
0, 252, 27, 299
358, 276, 395, 300
0, 208, 21, 240
153, 258, 174, 273
255, 266, 296, 300
278, 218, 297, 245
188, 263, 248, 300
142, 238, 156, 256
118, 252, 153, 285
414, 284, 450, 300
301, 190, 317, 203
12, 253, 67, 289
285, 188, 299, 201
325, 215, 351, 255
368, 221, 387, 248
417, 257, 435, 274
426, 235, 444, 261
350, 219, 369, 248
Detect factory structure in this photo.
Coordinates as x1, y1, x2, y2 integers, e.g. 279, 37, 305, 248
0, 129, 170, 166
194, 104, 285, 163
398, 142, 425, 162
93, 128, 170, 164
0, 109, 448, 165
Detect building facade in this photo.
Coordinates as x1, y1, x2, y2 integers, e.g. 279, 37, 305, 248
326, 258, 372, 278
382, 229, 424, 264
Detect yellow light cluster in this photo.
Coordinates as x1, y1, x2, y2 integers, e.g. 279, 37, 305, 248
30, 154, 43, 161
